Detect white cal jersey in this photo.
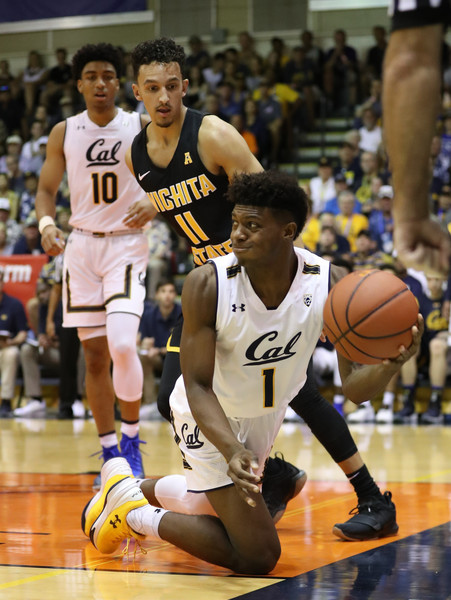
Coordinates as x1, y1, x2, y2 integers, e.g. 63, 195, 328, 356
63, 108, 147, 232
208, 247, 330, 418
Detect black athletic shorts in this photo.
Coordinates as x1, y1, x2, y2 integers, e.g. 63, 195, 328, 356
391, 0, 451, 30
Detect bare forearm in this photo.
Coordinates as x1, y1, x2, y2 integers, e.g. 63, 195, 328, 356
383, 25, 442, 223
188, 387, 244, 461
342, 363, 399, 405
35, 190, 57, 220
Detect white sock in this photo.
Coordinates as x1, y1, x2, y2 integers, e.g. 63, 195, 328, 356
99, 432, 118, 448
381, 391, 395, 408
126, 504, 169, 540
121, 422, 139, 438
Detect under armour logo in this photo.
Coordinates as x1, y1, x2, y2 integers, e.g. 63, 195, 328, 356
138, 272, 146, 287
232, 303, 245, 312
184, 152, 192, 165
110, 515, 121, 528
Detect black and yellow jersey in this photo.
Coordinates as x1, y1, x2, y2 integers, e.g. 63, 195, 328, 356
131, 108, 231, 266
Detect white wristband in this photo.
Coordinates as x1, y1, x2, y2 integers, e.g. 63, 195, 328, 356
38, 216, 55, 235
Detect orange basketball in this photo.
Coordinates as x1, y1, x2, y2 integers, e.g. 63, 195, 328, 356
323, 269, 419, 365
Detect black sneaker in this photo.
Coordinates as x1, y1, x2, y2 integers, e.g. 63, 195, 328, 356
261, 453, 307, 523
393, 401, 416, 424
332, 491, 398, 541
419, 402, 443, 425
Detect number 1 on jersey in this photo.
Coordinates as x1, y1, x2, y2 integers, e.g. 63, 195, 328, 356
262, 368, 275, 408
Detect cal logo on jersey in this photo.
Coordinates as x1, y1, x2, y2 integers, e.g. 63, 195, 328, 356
184, 152, 193, 165
86, 139, 121, 167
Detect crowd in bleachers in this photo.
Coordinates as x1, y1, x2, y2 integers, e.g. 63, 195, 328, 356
1, 25, 451, 423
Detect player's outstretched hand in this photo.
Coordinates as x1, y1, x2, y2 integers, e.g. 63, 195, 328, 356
227, 448, 261, 508
123, 198, 156, 228
394, 218, 451, 277
382, 314, 424, 368
41, 225, 65, 256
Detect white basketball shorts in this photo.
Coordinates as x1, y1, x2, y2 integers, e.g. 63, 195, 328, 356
62, 229, 148, 328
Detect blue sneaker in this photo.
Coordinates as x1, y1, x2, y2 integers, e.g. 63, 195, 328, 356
120, 433, 145, 478
92, 445, 121, 490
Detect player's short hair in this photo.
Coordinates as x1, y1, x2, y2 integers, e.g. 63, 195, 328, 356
72, 43, 123, 80
131, 37, 186, 79
227, 170, 309, 240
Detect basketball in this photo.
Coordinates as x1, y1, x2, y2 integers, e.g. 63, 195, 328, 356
323, 269, 419, 365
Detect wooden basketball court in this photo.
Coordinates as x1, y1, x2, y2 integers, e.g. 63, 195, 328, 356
0, 416, 450, 599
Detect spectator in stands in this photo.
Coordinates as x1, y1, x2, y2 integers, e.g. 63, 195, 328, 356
0, 197, 22, 247
0, 172, 19, 222
335, 189, 369, 252
216, 81, 242, 122
245, 55, 265, 93
323, 29, 360, 113
365, 26, 387, 86
230, 113, 259, 156
0, 270, 28, 417
237, 31, 259, 74
368, 185, 395, 254
12, 215, 44, 255
323, 172, 359, 215
185, 35, 210, 72
266, 37, 291, 83
45, 253, 85, 419
433, 184, 451, 230
353, 150, 381, 206
14, 280, 60, 418
333, 140, 362, 189
201, 93, 220, 117
395, 276, 449, 425
0, 60, 15, 90
350, 229, 394, 271
5, 156, 25, 198
283, 45, 317, 128
354, 79, 383, 126
0, 223, 12, 256
18, 50, 47, 119
39, 48, 74, 117
18, 171, 39, 223
308, 156, 336, 216
254, 78, 283, 167
0, 134, 23, 174
319, 212, 351, 256
202, 52, 225, 93
242, 96, 271, 167
315, 224, 350, 261
19, 120, 45, 172
184, 65, 208, 111
430, 133, 450, 198
0, 84, 24, 139
145, 214, 173, 301
300, 30, 324, 90
357, 107, 382, 154
138, 280, 182, 420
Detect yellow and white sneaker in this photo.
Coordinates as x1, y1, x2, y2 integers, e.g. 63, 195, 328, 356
82, 457, 134, 537
90, 474, 148, 554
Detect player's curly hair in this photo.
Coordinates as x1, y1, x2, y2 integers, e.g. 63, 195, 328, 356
131, 37, 186, 79
72, 43, 123, 81
226, 170, 309, 240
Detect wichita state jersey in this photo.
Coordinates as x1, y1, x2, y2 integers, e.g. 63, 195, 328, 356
131, 108, 231, 266
195, 247, 330, 418
64, 108, 147, 232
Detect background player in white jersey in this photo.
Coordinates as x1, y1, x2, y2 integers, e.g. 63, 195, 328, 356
83, 171, 422, 574
35, 43, 154, 488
